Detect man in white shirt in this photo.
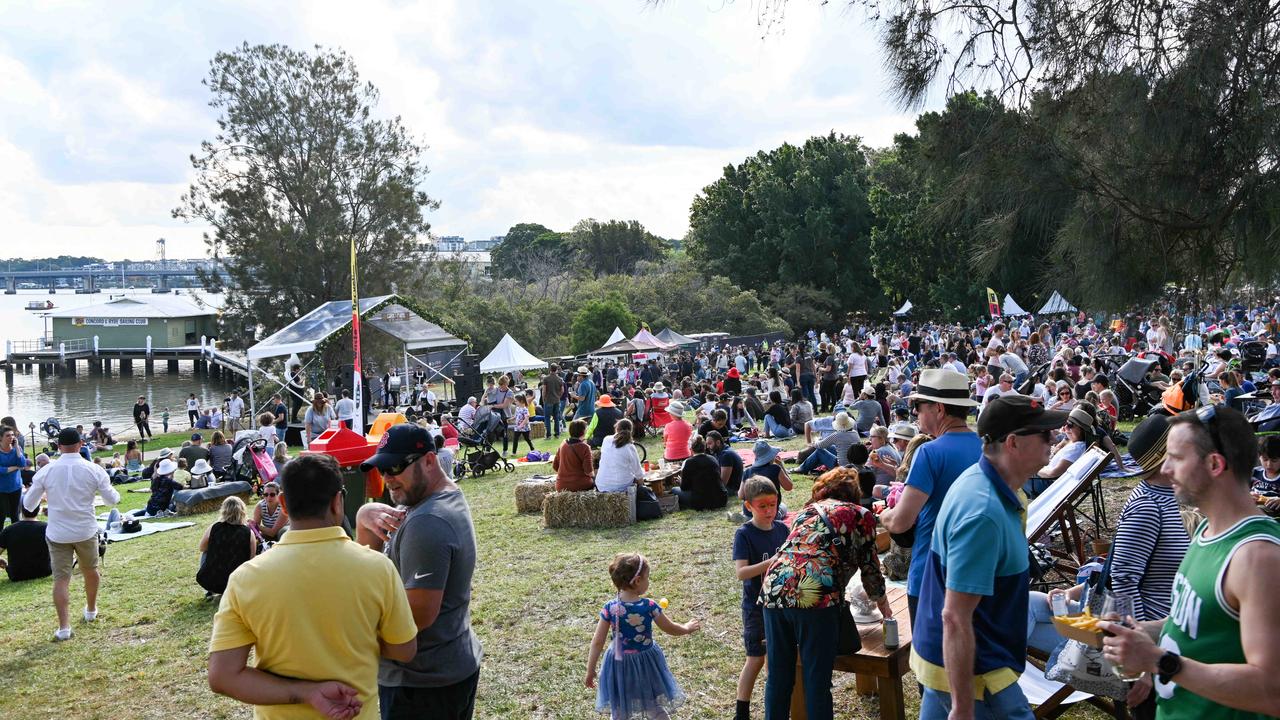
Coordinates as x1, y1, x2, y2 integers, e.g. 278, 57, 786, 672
226, 392, 245, 432
981, 374, 1018, 411
457, 397, 478, 429
334, 389, 356, 429
23, 428, 120, 641
946, 352, 969, 376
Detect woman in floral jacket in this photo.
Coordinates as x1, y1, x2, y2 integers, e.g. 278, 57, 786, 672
758, 468, 892, 720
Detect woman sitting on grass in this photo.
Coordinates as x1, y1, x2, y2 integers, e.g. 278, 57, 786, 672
124, 440, 143, 474
197, 496, 256, 598
208, 431, 234, 478
250, 481, 288, 543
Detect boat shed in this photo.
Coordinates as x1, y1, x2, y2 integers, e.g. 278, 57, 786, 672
43, 295, 219, 349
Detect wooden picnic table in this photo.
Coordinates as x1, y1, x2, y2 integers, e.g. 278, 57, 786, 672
642, 465, 681, 497
790, 585, 913, 720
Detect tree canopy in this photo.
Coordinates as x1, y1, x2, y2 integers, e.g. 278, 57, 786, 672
175, 43, 436, 347
686, 132, 885, 319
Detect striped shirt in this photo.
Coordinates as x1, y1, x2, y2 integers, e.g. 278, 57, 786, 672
1109, 480, 1189, 621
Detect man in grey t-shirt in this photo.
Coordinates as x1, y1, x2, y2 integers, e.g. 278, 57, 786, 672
357, 424, 482, 719
851, 389, 885, 434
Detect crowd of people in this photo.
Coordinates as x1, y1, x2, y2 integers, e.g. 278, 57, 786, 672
5, 298, 1280, 720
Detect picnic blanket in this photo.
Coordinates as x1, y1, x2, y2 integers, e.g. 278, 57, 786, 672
736, 449, 799, 466
96, 520, 195, 544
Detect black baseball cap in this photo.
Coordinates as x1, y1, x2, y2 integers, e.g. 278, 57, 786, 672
977, 395, 1070, 443
191, 433, 202, 441
57, 427, 82, 446
360, 424, 438, 472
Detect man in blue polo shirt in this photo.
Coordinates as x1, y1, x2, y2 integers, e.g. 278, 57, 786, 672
880, 368, 982, 628
911, 394, 1066, 719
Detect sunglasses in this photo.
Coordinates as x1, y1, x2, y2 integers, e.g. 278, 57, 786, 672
1192, 405, 1228, 458
263, 492, 278, 497
382, 454, 424, 477
1012, 429, 1052, 442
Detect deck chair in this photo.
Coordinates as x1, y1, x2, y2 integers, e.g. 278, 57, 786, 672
1021, 649, 1128, 719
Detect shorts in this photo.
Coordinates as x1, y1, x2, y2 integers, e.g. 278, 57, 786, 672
48, 537, 98, 580
742, 604, 765, 657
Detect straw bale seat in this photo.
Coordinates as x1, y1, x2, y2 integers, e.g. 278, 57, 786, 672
174, 481, 254, 516
542, 487, 636, 528
515, 476, 557, 514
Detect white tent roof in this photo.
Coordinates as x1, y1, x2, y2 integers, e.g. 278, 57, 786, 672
604, 326, 626, 345
1037, 290, 1078, 315
893, 300, 913, 316
1002, 294, 1030, 317
480, 334, 547, 374
247, 294, 465, 360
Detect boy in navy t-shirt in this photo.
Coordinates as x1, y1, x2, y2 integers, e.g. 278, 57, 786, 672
1253, 436, 1280, 514
731, 478, 791, 720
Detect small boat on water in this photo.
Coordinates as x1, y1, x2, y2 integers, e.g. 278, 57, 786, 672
26, 300, 55, 311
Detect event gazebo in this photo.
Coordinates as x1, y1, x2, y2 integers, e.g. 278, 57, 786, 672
631, 328, 675, 351
479, 334, 547, 374
655, 327, 699, 349
1002, 295, 1031, 317
1037, 291, 1079, 315
246, 294, 467, 419
603, 326, 626, 345
893, 300, 913, 317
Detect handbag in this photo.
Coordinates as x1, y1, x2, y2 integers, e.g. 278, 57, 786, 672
813, 502, 863, 655
1044, 639, 1128, 699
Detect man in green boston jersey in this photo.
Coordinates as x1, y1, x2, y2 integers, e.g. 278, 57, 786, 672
1103, 406, 1280, 719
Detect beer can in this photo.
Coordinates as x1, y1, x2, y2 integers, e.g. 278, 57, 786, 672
883, 617, 899, 649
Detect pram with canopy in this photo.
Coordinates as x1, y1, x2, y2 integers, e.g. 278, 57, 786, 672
453, 406, 514, 478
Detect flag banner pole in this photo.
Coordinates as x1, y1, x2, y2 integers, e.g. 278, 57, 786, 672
351, 239, 364, 435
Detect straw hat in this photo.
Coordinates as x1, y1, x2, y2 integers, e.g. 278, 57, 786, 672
832, 412, 856, 432
577, 366, 589, 375
908, 369, 979, 407
651, 382, 666, 392
665, 400, 688, 416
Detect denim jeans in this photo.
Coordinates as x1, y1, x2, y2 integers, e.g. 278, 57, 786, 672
797, 448, 837, 474
764, 415, 795, 438
920, 684, 1035, 720
545, 399, 564, 436
763, 605, 842, 720
1027, 591, 1079, 655
800, 373, 818, 408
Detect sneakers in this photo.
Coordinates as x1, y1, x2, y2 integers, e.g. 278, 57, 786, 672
727, 510, 748, 523
53, 628, 73, 642
83, 607, 97, 622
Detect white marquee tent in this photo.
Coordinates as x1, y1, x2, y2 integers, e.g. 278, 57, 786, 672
603, 327, 626, 345
479, 334, 547, 374
893, 300, 913, 316
1037, 291, 1079, 315
1002, 294, 1031, 317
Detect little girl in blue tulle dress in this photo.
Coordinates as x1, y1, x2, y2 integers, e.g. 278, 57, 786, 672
586, 553, 701, 719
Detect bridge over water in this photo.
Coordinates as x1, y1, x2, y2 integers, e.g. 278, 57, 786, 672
1, 261, 231, 294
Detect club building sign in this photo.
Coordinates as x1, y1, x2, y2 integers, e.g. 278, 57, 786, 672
71, 317, 149, 327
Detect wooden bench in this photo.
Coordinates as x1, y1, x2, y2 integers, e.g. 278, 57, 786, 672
790, 585, 912, 720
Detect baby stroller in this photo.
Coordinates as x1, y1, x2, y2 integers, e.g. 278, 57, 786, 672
454, 406, 513, 478
39, 417, 61, 454
230, 434, 279, 493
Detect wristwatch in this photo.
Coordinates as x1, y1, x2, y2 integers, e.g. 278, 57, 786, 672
1157, 651, 1183, 683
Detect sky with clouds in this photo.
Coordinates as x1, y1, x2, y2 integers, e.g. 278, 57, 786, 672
0, 0, 940, 261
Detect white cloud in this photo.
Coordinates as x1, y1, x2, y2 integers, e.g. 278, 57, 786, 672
0, 0, 938, 260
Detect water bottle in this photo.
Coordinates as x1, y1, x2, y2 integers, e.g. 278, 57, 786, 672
883, 617, 899, 650
1051, 592, 1069, 617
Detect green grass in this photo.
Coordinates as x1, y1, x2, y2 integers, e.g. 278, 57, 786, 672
0, 429, 1127, 719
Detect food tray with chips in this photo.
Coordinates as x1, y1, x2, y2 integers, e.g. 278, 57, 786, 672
1052, 611, 1106, 649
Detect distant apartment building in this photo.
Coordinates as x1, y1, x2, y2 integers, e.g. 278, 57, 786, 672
436, 235, 466, 252
463, 236, 503, 252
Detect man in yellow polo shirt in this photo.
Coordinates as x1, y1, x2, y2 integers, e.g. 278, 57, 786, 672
208, 454, 418, 719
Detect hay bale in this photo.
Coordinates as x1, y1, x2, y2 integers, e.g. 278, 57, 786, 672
515, 476, 556, 514
543, 488, 635, 528
530, 420, 546, 440
174, 481, 254, 516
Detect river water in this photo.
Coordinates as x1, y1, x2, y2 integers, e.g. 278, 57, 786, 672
0, 289, 233, 440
